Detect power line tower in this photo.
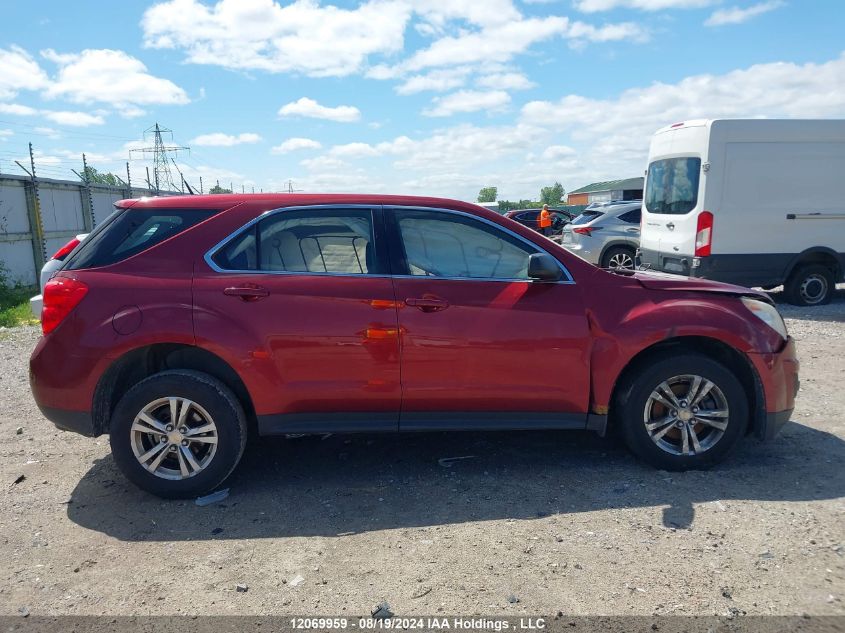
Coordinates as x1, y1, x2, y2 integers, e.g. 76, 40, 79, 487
284, 179, 303, 193
129, 123, 189, 194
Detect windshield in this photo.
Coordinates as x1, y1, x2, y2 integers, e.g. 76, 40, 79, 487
570, 211, 604, 226
645, 157, 701, 215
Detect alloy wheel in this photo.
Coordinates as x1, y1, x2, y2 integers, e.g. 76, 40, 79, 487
130, 397, 219, 480
643, 374, 729, 456
608, 251, 635, 270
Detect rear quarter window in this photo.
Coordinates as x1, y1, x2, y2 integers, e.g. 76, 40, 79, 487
65, 208, 218, 270
570, 211, 603, 226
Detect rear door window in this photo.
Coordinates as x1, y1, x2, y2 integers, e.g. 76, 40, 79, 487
65, 209, 218, 270
212, 209, 378, 275
645, 157, 701, 215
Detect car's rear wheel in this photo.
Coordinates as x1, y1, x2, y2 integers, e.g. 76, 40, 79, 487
602, 246, 637, 270
109, 370, 247, 498
783, 264, 834, 306
616, 353, 749, 470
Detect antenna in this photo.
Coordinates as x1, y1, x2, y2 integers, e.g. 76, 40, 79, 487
129, 123, 190, 194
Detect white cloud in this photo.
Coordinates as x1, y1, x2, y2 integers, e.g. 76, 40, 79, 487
0, 129, 13, 138
328, 142, 381, 158
0, 102, 105, 126
574, 0, 716, 11
300, 155, 347, 171
705, 1, 784, 26
477, 72, 536, 91
0, 47, 49, 100
190, 132, 262, 146
542, 145, 578, 160
396, 68, 471, 95
34, 127, 61, 139
520, 52, 845, 180
142, 0, 411, 77
278, 97, 361, 122
41, 48, 189, 111
424, 90, 511, 117
0, 103, 39, 116
42, 110, 106, 126
289, 52, 845, 201
271, 137, 323, 154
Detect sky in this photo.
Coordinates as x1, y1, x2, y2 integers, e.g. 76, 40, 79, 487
0, 0, 843, 201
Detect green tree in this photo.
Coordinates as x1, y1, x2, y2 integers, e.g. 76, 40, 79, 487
477, 186, 497, 203
208, 184, 233, 194
539, 182, 565, 206
83, 166, 121, 187
498, 199, 540, 212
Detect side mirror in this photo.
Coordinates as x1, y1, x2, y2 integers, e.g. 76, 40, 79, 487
528, 252, 563, 282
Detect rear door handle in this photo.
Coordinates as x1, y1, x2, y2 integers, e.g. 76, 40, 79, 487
666, 222, 675, 230
224, 285, 270, 301
626, 227, 640, 233
405, 297, 449, 312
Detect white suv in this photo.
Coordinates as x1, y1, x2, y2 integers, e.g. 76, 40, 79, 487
560, 201, 641, 269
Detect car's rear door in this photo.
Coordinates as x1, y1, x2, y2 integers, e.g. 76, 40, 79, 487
194, 205, 401, 433
385, 206, 592, 431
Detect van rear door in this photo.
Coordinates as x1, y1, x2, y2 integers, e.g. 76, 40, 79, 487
641, 156, 702, 275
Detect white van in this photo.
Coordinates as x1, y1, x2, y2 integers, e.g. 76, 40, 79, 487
639, 119, 845, 305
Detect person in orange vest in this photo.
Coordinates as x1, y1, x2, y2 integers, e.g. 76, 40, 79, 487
539, 204, 553, 236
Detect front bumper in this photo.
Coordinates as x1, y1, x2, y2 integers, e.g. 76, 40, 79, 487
750, 336, 800, 440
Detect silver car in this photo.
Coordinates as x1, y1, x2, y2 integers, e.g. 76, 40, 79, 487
559, 201, 641, 269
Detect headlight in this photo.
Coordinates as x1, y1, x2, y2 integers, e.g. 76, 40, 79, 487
741, 297, 788, 340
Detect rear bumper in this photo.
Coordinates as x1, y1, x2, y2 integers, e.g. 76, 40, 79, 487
36, 405, 97, 437
30, 294, 42, 318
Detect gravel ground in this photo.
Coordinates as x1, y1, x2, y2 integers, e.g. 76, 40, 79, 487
0, 287, 843, 618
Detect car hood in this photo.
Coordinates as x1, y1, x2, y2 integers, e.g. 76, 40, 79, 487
632, 270, 771, 302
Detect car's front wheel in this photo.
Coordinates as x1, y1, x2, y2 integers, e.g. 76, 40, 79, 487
109, 370, 247, 498
616, 353, 749, 470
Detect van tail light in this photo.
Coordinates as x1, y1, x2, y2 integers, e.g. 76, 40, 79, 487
573, 226, 601, 236
50, 237, 81, 261
41, 277, 88, 335
694, 211, 713, 257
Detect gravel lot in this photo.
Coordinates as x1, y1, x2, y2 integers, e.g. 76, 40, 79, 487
1, 287, 843, 617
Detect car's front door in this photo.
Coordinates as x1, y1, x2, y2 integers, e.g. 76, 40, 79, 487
385, 207, 592, 431
194, 206, 401, 433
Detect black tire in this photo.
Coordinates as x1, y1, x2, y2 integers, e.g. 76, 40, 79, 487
615, 353, 749, 471
783, 264, 834, 306
601, 246, 637, 270
109, 370, 248, 499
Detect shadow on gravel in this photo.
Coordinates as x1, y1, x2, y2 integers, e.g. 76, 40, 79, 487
67, 420, 845, 541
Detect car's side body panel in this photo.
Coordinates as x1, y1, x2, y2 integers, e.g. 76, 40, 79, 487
29, 193, 797, 448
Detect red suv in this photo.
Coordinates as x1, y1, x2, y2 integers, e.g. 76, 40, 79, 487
30, 194, 799, 498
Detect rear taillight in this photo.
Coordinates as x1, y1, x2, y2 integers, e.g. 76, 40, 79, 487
41, 277, 88, 335
694, 211, 714, 257
51, 237, 81, 261
573, 226, 600, 236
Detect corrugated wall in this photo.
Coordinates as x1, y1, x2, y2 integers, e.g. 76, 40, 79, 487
0, 174, 174, 287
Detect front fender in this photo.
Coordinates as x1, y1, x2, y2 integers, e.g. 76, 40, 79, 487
587, 290, 783, 411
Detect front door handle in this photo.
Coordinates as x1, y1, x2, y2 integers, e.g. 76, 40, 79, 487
626, 227, 640, 233
224, 285, 270, 301
666, 222, 675, 230
405, 297, 449, 312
